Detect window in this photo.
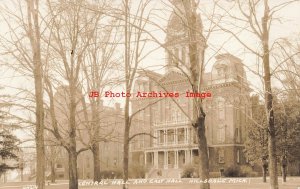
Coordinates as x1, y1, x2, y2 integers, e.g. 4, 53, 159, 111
167, 130, 174, 144
171, 108, 177, 121
56, 163, 63, 168
139, 154, 143, 165
245, 154, 249, 163
86, 158, 90, 168
217, 68, 224, 77
166, 100, 172, 121
218, 100, 225, 120
217, 125, 226, 144
58, 174, 64, 178
220, 168, 224, 177
216, 66, 227, 78
138, 135, 144, 148
218, 149, 225, 163
193, 129, 197, 144
159, 130, 164, 144
177, 128, 185, 143
235, 128, 240, 143
237, 150, 240, 163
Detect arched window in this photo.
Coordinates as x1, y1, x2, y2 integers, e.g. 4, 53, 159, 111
217, 124, 226, 144
218, 98, 225, 120
218, 149, 225, 163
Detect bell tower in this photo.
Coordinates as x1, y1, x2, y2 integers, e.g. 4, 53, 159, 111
165, 0, 206, 74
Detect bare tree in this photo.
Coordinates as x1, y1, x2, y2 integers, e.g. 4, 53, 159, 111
181, 1, 210, 188
121, 0, 152, 188
271, 35, 300, 182
210, 1, 300, 188
42, 1, 103, 188
0, 0, 46, 188
116, 1, 221, 188
79, 12, 121, 181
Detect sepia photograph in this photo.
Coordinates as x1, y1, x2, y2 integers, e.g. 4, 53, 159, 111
0, 0, 299, 189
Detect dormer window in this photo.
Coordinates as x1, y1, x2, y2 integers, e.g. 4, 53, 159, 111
215, 60, 228, 79
217, 68, 224, 77
217, 67, 227, 78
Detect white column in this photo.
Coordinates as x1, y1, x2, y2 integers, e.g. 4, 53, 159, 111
152, 153, 154, 166
164, 129, 167, 146
184, 150, 192, 164
173, 129, 176, 144
154, 131, 157, 146
164, 151, 168, 169
154, 151, 158, 169
190, 150, 193, 164
175, 150, 178, 168
187, 128, 190, 144
184, 128, 186, 144
185, 150, 189, 165
157, 130, 160, 145
175, 128, 178, 144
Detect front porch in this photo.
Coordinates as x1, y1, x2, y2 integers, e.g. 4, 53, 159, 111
145, 149, 199, 170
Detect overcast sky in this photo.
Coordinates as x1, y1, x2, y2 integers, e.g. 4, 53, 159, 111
0, 0, 299, 111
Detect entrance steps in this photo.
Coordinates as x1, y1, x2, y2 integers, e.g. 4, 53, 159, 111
146, 168, 181, 178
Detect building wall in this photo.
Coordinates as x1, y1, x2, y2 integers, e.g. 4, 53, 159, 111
130, 53, 252, 175
44, 86, 124, 180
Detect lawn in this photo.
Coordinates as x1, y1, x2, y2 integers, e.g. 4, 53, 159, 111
1, 177, 299, 189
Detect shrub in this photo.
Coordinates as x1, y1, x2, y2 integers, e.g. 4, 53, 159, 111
223, 165, 242, 177
100, 169, 122, 179
240, 165, 258, 177
129, 164, 147, 178
181, 164, 198, 178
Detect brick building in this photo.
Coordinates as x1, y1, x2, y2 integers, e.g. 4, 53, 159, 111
129, 0, 252, 178
44, 86, 123, 180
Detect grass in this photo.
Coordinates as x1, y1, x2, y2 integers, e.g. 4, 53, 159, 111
1, 177, 299, 189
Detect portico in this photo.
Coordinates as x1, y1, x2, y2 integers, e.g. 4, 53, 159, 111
145, 148, 198, 169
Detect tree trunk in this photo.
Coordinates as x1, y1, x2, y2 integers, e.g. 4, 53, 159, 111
92, 98, 102, 182
262, 165, 267, 183
195, 116, 210, 189
92, 143, 101, 182
262, 1, 278, 189
268, 131, 278, 189
281, 156, 287, 182
68, 83, 78, 189
123, 108, 130, 189
68, 148, 78, 189
182, 1, 210, 188
50, 160, 56, 183
28, 0, 45, 187
123, 0, 130, 188
34, 71, 45, 189
282, 165, 287, 182
20, 168, 24, 182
